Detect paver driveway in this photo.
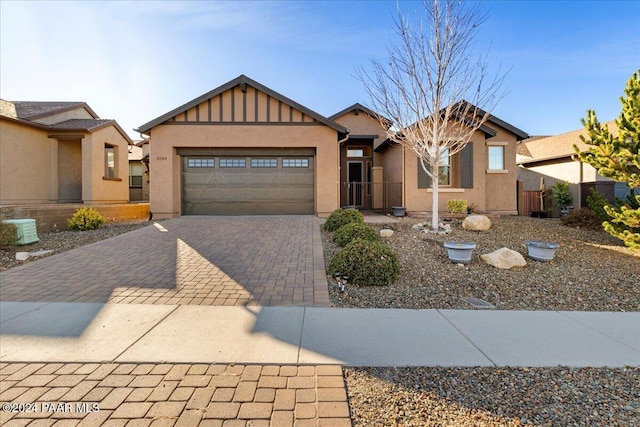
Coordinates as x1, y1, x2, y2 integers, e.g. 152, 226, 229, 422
0, 216, 329, 307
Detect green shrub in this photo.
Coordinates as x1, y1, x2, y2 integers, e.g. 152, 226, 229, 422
324, 208, 364, 232
333, 222, 380, 247
67, 207, 106, 231
587, 188, 610, 223
561, 207, 603, 230
328, 238, 399, 286
0, 220, 18, 247
446, 199, 468, 214
552, 181, 573, 207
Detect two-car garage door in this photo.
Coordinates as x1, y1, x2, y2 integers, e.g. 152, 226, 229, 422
181, 149, 314, 215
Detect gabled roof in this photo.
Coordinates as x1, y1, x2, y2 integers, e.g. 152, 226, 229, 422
0, 100, 133, 145
11, 101, 99, 120
451, 101, 529, 141
329, 102, 393, 128
136, 74, 348, 135
517, 121, 617, 165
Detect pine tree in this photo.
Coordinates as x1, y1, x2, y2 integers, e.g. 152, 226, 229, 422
576, 69, 640, 251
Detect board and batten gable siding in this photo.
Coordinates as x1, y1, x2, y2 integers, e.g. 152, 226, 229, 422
169, 85, 319, 125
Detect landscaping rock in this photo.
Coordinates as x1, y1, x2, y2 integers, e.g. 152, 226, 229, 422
462, 215, 492, 231
379, 229, 394, 238
481, 247, 527, 269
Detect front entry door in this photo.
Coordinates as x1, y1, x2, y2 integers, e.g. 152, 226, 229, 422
347, 161, 363, 207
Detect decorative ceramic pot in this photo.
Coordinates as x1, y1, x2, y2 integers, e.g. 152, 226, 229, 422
443, 241, 477, 264
525, 240, 559, 262
392, 206, 406, 217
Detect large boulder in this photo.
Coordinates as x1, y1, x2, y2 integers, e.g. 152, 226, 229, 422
462, 215, 492, 231
481, 247, 527, 270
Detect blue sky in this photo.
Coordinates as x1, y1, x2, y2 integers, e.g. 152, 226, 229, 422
1, 0, 638, 139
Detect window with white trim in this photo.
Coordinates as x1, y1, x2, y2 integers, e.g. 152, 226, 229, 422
488, 146, 504, 170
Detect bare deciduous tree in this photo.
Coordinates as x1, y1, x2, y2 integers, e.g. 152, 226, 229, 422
358, 0, 505, 229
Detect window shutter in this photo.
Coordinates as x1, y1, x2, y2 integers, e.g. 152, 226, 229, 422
417, 158, 432, 188
460, 143, 473, 188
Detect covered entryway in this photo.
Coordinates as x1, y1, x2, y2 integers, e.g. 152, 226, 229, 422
181, 148, 314, 215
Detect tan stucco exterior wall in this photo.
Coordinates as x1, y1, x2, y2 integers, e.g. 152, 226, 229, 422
148, 124, 340, 218
0, 118, 129, 205
402, 126, 519, 214
0, 119, 55, 204
82, 126, 129, 204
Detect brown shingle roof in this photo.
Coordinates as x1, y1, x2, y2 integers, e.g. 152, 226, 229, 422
48, 119, 113, 130
517, 121, 618, 164
11, 101, 98, 120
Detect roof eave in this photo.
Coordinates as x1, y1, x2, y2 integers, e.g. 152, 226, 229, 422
136, 75, 348, 135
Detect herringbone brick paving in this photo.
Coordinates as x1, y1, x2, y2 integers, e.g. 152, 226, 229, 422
0, 217, 329, 307
0, 363, 351, 426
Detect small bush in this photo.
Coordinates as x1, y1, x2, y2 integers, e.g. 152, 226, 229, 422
333, 222, 380, 247
587, 188, 610, 223
324, 208, 364, 232
67, 207, 105, 231
328, 238, 400, 286
561, 207, 603, 230
446, 199, 468, 214
0, 220, 18, 247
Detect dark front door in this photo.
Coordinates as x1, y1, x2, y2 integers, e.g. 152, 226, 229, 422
347, 161, 363, 207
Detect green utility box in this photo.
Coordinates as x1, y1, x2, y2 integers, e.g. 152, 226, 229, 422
3, 219, 39, 245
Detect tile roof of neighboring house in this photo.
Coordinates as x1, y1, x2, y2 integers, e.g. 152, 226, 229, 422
517, 121, 618, 165
136, 74, 348, 135
11, 101, 99, 120
516, 136, 550, 157
48, 119, 115, 130
128, 145, 144, 161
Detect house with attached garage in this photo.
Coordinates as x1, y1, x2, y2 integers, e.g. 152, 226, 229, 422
136, 74, 528, 218
0, 99, 132, 205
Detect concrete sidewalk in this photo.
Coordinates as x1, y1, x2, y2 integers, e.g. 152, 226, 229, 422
1, 302, 638, 367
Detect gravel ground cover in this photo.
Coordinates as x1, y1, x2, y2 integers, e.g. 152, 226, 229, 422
323, 215, 639, 311
0, 220, 150, 271
345, 366, 640, 426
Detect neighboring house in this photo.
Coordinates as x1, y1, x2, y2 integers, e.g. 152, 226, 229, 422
136, 75, 528, 218
0, 99, 131, 205
517, 121, 629, 209
129, 139, 150, 202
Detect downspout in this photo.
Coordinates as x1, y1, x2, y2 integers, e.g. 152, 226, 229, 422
571, 154, 582, 208
336, 132, 350, 210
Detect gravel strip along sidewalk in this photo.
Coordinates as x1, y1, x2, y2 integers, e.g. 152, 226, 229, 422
323, 215, 639, 312
345, 366, 640, 426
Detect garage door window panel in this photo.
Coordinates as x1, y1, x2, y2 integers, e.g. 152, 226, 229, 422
220, 158, 246, 168
251, 158, 278, 168
283, 158, 309, 168
187, 158, 215, 168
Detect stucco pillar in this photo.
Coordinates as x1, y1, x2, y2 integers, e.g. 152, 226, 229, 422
81, 135, 93, 203
49, 138, 58, 202
372, 166, 383, 210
